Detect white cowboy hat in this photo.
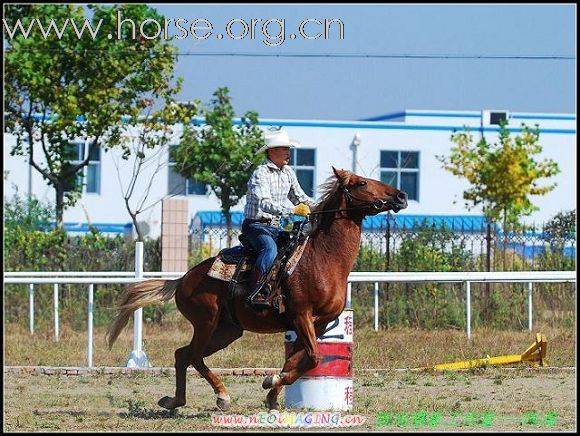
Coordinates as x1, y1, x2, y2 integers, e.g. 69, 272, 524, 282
256, 128, 301, 153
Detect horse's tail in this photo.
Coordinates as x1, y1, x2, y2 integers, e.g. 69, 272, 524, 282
106, 278, 180, 349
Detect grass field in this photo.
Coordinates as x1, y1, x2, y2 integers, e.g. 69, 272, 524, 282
4, 368, 576, 431
4, 320, 576, 369
4, 320, 576, 431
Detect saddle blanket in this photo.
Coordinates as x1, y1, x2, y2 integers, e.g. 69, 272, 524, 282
207, 238, 308, 282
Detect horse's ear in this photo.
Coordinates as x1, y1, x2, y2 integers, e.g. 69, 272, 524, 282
332, 166, 348, 183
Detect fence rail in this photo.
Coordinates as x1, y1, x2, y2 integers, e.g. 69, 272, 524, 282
4, 265, 576, 368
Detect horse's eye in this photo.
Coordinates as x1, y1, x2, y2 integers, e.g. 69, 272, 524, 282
358, 181, 367, 187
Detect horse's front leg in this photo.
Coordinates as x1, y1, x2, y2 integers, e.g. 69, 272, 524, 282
262, 313, 323, 409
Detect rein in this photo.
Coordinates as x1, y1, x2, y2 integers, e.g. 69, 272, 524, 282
309, 187, 390, 215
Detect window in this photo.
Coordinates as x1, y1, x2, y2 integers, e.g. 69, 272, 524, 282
482, 109, 510, 126
167, 145, 207, 196
64, 141, 101, 194
289, 148, 316, 198
380, 150, 419, 201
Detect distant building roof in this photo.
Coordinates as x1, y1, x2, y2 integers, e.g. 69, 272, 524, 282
191, 211, 493, 232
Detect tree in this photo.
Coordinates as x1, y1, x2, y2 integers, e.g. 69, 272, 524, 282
542, 209, 576, 248
437, 122, 560, 231
5, 4, 181, 228
112, 100, 199, 241
171, 87, 265, 245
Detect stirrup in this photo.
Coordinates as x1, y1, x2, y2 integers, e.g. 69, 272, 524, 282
246, 285, 272, 310
249, 296, 271, 309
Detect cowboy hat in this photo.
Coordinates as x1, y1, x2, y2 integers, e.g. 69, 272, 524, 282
256, 128, 301, 153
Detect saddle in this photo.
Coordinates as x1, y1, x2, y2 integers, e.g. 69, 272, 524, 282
207, 222, 309, 312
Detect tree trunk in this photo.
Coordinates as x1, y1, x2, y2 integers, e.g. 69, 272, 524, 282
220, 187, 233, 247
483, 221, 492, 322
224, 207, 233, 247
126, 203, 143, 241
55, 182, 65, 230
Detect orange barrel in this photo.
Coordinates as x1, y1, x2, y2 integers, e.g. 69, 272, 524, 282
284, 309, 354, 411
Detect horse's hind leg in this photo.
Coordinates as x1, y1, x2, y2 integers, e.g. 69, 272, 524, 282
158, 322, 241, 412
189, 321, 238, 411
201, 319, 244, 411
158, 345, 191, 410
158, 307, 224, 411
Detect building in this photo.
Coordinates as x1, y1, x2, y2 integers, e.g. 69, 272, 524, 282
3, 109, 576, 239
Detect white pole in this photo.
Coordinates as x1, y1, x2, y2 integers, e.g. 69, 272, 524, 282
466, 281, 471, 340
134, 242, 143, 355
126, 241, 150, 367
528, 282, 533, 331
53, 284, 59, 341
88, 284, 94, 367
346, 282, 352, 309
29, 284, 34, 334
373, 282, 379, 331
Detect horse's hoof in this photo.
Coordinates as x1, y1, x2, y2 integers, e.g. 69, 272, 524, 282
266, 389, 280, 410
216, 394, 231, 412
262, 374, 278, 390
158, 396, 185, 410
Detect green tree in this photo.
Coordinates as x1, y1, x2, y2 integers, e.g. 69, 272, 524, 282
5, 4, 182, 228
436, 122, 560, 231
543, 209, 576, 243
171, 87, 265, 245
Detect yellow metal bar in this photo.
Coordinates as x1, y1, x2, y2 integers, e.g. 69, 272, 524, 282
433, 355, 522, 370
414, 333, 548, 371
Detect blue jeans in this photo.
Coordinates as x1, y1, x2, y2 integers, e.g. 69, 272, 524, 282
242, 220, 281, 274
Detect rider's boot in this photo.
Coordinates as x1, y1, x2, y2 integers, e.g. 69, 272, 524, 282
245, 268, 272, 310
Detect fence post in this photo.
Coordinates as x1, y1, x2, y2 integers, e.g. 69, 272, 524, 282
126, 241, 151, 368
528, 282, 533, 331
466, 281, 471, 340
53, 284, 59, 341
374, 282, 379, 331
29, 284, 34, 334
346, 282, 352, 309
88, 284, 94, 368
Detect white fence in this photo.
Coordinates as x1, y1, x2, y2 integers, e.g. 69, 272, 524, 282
4, 243, 576, 368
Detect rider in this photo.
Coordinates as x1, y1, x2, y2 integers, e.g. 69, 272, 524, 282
242, 128, 314, 310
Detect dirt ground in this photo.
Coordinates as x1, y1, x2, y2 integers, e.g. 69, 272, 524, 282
3, 367, 576, 432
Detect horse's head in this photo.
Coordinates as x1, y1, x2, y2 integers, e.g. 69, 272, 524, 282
333, 167, 408, 215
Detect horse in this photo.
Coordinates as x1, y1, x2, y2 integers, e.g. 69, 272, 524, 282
106, 167, 408, 411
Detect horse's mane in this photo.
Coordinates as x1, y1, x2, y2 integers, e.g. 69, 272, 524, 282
309, 170, 354, 234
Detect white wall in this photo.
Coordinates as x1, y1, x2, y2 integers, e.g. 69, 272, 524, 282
3, 110, 575, 238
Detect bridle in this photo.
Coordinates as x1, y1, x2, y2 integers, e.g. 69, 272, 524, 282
309, 186, 391, 216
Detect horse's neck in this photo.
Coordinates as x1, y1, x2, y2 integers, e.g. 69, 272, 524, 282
311, 202, 363, 276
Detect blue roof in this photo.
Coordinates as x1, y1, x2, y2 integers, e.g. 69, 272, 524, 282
191, 211, 492, 232
362, 214, 492, 231
192, 211, 246, 227
40, 222, 133, 234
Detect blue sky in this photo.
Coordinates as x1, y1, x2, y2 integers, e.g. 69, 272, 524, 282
146, 4, 576, 121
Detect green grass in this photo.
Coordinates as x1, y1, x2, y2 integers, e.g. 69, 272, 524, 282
4, 319, 575, 369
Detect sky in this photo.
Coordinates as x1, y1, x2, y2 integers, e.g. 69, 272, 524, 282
147, 3, 576, 121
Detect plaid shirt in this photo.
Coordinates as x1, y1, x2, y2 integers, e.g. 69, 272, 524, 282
244, 159, 313, 221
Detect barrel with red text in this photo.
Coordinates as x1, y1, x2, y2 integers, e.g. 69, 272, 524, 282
284, 309, 354, 411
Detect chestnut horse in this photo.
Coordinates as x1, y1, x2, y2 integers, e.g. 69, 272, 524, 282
106, 167, 408, 411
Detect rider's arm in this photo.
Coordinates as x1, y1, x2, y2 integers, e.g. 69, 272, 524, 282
249, 166, 294, 216
287, 168, 315, 207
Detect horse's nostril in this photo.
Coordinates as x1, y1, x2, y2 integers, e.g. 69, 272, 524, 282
397, 192, 408, 202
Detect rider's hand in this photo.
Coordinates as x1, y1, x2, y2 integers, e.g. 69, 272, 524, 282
293, 203, 311, 217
